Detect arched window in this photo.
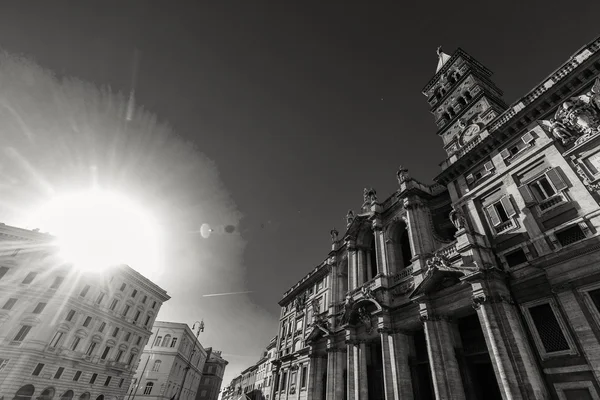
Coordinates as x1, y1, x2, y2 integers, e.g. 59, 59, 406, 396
39, 387, 56, 400
78, 393, 90, 400
162, 334, 171, 347
14, 385, 35, 400
60, 391, 74, 400
144, 382, 154, 395
154, 335, 162, 346
152, 360, 162, 372
96, 396, 104, 400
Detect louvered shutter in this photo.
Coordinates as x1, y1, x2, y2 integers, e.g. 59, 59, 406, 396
522, 131, 535, 144
546, 168, 568, 192
500, 149, 511, 159
484, 161, 494, 172
518, 185, 537, 205
501, 195, 517, 217
466, 174, 474, 184
487, 205, 501, 226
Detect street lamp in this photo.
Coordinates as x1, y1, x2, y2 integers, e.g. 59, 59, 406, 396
174, 320, 205, 400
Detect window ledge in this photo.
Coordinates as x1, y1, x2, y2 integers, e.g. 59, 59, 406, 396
503, 143, 535, 165
493, 218, 519, 235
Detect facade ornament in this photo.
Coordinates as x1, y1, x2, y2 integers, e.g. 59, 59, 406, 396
540, 118, 578, 144
575, 164, 600, 191
425, 252, 451, 272
471, 294, 487, 310
551, 84, 600, 145
311, 298, 321, 319
449, 207, 467, 231
397, 165, 410, 185
457, 118, 467, 130
339, 295, 354, 325
391, 280, 415, 298
363, 188, 378, 205
357, 307, 373, 333
330, 228, 339, 242
360, 285, 375, 301
346, 210, 355, 227
295, 291, 307, 313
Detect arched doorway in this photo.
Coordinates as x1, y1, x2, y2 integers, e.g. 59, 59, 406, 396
59, 391, 74, 400
39, 388, 55, 400
78, 393, 90, 400
95, 395, 104, 400
13, 385, 35, 400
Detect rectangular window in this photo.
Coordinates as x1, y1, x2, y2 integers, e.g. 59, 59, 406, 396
120, 283, 126, 291
0, 266, 9, 280
131, 289, 137, 298
171, 337, 178, 347
90, 373, 98, 384
505, 248, 528, 267
113, 327, 119, 337
104, 376, 112, 386
96, 292, 105, 304
127, 353, 136, 365
109, 299, 119, 311
33, 302, 47, 314
22, 272, 37, 284
142, 295, 147, 303
32, 363, 45, 376
73, 370, 82, 381
152, 300, 157, 309
145, 315, 151, 326
300, 365, 307, 388
14, 325, 32, 342
98, 322, 106, 332
83, 316, 92, 327
101, 346, 111, 360
50, 331, 64, 348
316, 280, 323, 291
116, 349, 124, 362
486, 196, 517, 233
529, 303, 570, 354
86, 342, 97, 356
133, 310, 141, 324
2, 298, 17, 310
154, 336, 163, 346
281, 371, 288, 390
0, 358, 9, 372
54, 367, 65, 379
556, 225, 586, 247
50, 276, 64, 289
71, 337, 81, 351
136, 336, 142, 345
122, 305, 130, 317
119, 378, 125, 388
65, 309, 75, 322
518, 167, 568, 209
124, 332, 131, 342
80, 285, 90, 297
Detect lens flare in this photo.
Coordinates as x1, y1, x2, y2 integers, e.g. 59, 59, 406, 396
31, 189, 160, 276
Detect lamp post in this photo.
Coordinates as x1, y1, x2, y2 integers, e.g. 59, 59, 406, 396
174, 321, 204, 400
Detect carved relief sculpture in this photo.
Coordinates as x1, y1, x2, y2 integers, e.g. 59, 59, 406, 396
357, 306, 373, 333
330, 228, 339, 242
360, 285, 375, 301
339, 295, 354, 325
540, 118, 578, 144
295, 291, 307, 313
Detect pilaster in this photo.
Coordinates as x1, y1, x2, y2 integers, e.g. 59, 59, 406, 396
378, 327, 414, 400
469, 272, 548, 400
358, 341, 369, 400
347, 239, 358, 291
372, 220, 390, 276
346, 330, 360, 400
403, 197, 436, 256
325, 340, 346, 400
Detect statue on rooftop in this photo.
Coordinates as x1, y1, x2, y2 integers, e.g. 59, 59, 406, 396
397, 165, 410, 185
346, 210, 355, 227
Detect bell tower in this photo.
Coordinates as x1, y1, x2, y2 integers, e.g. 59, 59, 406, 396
423, 47, 508, 158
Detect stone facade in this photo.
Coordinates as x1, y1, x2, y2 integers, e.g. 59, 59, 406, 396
127, 321, 208, 400
0, 223, 170, 400
270, 36, 600, 400
195, 348, 228, 400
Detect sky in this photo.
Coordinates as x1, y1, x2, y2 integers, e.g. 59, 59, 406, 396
1, 0, 600, 391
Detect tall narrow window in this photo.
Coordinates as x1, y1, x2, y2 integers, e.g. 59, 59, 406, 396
145, 315, 151, 326
96, 292, 105, 304
101, 346, 111, 360
115, 349, 124, 362
13, 325, 32, 342
152, 300, 157, 309
170, 338, 178, 348
3, 298, 17, 310
0, 266, 9, 280
83, 316, 92, 327
71, 337, 81, 351
134, 310, 141, 324
32, 363, 45, 376
127, 353, 136, 365
50, 331, 64, 348
300, 365, 307, 388
104, 376, 112, 386
90, 373, 98, 384
120, 283, 126, 291
50, 276, 64, 289
73, 371, 82, 381
162, 335, 171, 347
124, 332, 131, 342
154, 336, 163, 346
22, 272, 37, 284
122, 305, 131, 317
98, 322, 106, 332
80, 285, 90, 297
131, 289, 138, 298
65, 309, 76, 322
109, 299, 119, 311
54, 367, 65, 379
33, 302, 47, 314
144, 382, 154, 395
152, 360, 162, 372
112, 327, 120, 337
86, 342, 97, 356
142, 295, 147, 304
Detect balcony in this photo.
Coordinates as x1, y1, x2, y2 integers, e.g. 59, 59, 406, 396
107, 360, 129, 371
391, 265, 415, 284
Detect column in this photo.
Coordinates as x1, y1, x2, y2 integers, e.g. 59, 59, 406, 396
470, 277, 548, 400
357, 250, 366, 286
347, 341, 359, 400
403, 198, 435, 256
326, 348, 346, 400
358, 342, 369, 400
420, 306, 466, 400
347, 240, 358, 291
379, 329, 414, 400
310, 356, 326, 399
556, 287, 600, 385
373, 222, 389, 276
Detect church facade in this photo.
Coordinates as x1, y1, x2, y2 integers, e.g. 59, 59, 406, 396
270, 35, 600, 400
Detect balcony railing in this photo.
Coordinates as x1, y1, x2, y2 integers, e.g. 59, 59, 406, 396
538, 194, 565, 213
391, 265, 414, 283
438, 242, 458, 259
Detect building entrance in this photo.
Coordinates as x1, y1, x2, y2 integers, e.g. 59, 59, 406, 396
410, 330, 434, 400
366, 340, 385, 400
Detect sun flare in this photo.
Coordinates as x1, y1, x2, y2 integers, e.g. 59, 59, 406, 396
31, 190, 160, 276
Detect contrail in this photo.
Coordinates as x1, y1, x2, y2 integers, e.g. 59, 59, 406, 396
202, 290, 253, 297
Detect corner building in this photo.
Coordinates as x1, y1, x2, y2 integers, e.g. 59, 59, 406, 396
0, 223, 170, 400
271, 36, 600, 400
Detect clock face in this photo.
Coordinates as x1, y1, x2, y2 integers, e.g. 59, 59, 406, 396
459, 124, 481, 146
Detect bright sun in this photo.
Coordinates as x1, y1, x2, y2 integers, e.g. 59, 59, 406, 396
32, 190, 160, 276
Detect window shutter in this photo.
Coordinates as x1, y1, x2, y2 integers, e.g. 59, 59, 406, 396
518, 185, 537, 205
466, 174, 474, 184
522, 131, 535, 144
487, 205, 501, 227
501, 196, 517, 217
500, 149, 511, 159
546, 168, 568, 192
484, 161, 494, 172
